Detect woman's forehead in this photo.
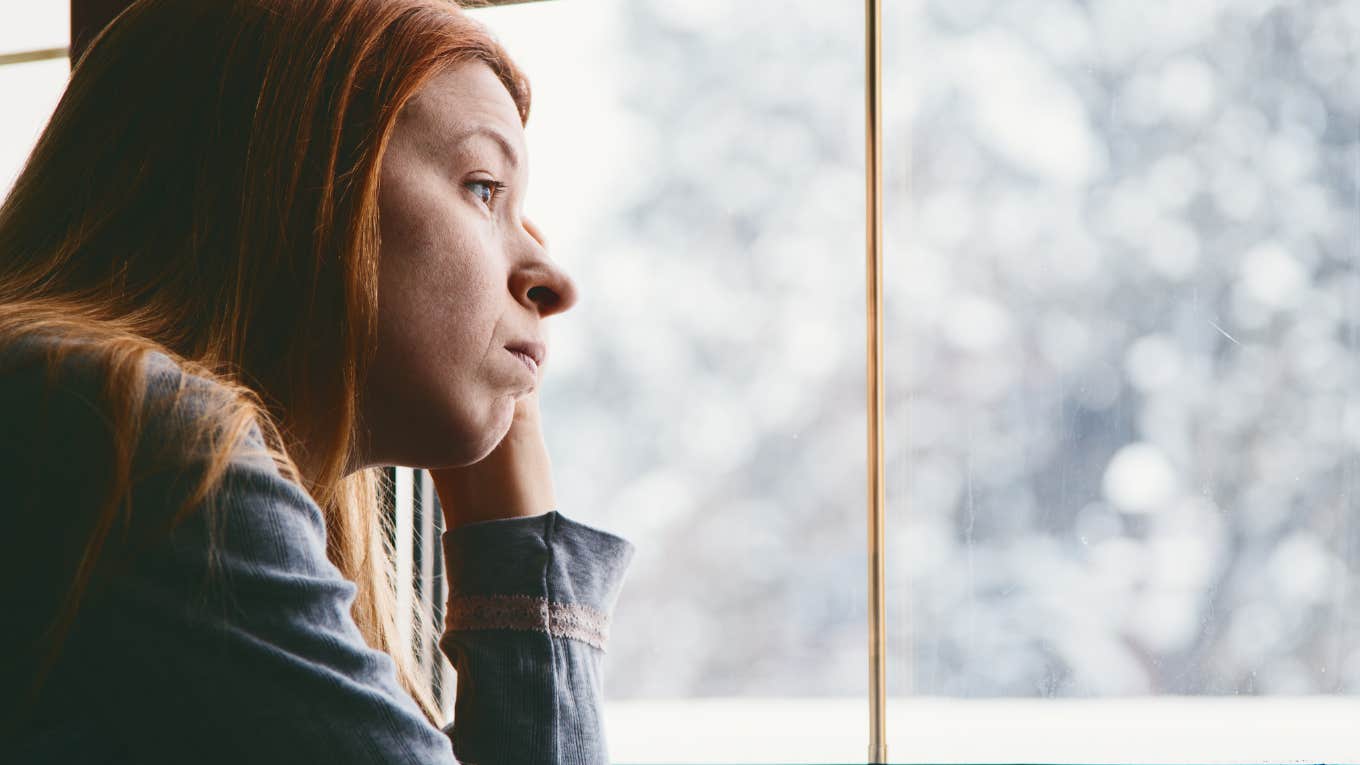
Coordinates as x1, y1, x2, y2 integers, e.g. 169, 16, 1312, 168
398, 63, 524, 159
404, 63, 520, 133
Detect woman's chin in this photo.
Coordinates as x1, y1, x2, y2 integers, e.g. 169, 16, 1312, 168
451, 396, 517, 466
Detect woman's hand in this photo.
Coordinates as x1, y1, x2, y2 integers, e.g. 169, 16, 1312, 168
430, 390, 556, 531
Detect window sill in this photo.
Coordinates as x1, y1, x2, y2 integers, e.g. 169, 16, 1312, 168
605, 696, 1360, 763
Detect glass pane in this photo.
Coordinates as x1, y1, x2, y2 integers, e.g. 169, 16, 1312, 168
887, 0, 1360, 761
467, 1, 867, 761
0, 5, 69, 56
0, 58, 70, 201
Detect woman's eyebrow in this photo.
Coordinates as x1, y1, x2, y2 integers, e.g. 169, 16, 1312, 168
450, 124, 520, 171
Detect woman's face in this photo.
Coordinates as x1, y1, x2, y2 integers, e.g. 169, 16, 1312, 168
358, 61, 577, 471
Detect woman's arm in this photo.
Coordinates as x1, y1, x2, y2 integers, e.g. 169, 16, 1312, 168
437, 511, 635, 765
430, 390, 638, 764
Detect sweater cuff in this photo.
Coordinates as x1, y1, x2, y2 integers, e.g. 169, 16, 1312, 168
440, 510, 635, 652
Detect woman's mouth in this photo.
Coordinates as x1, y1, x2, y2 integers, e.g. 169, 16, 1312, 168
507, 347, 538, 375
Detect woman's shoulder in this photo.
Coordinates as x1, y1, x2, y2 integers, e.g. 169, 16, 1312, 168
0, 331, 269, 460
0, 330, 230, 415
0, 331, 297, 544
0, 329, 333, 603
0, 329, 333, 587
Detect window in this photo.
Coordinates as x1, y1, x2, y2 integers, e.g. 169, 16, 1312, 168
886, 0, 1360, 762
465, 0, 870, 759
465, 0, 1360, 761
15, 0, 1358, 761
0, 5, 68, 200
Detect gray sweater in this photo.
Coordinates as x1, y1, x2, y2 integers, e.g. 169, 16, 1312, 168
4, 341, 636, 764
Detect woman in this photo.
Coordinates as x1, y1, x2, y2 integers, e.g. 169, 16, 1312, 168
0, 0, 635, 762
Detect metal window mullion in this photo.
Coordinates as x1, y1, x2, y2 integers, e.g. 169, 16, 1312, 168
394, 466, 416, 658
865, 0, 888, 761
0, 47, 68, 67
418, 469, 439, 678
429, 480, 455, 719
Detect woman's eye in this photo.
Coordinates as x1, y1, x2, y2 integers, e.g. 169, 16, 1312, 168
466, 179, 507, 208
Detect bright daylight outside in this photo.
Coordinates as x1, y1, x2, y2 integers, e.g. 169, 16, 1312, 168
884, 0, 1360, 762
473, 0, 1360, 762
5, 0, 1359, 763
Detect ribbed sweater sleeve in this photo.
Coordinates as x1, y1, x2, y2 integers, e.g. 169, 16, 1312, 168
437, 511, 636, 765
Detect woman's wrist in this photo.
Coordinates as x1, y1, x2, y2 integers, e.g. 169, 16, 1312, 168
431, 461, 553, 531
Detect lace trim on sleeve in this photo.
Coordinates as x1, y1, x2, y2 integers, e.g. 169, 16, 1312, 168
445, 594, 613, 651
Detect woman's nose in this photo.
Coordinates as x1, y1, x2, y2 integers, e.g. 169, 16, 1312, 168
514, 218, 579, 317
522, 262, 578, 317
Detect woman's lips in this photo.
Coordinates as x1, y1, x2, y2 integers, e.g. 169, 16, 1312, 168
508, 347, 538, 375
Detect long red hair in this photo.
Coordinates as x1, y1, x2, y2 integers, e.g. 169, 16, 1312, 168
0, 0, 530, 726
